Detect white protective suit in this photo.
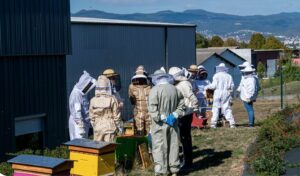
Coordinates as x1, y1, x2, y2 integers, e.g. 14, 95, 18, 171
206, 63, 236, 128
148, 70, 185, 175
69, 71, 96, 140
239, 66, 258, 102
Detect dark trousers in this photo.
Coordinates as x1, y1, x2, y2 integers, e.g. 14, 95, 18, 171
178, 113, 193, 166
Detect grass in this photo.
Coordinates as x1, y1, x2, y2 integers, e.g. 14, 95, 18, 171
1, 98, 300, 176
260, 81, 300, 97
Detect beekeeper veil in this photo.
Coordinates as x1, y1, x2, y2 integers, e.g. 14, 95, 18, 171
150, 69, 174, 86
75, 71, 97, 95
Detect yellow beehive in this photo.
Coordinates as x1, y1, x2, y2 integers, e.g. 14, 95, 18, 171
65, 138, 117, 176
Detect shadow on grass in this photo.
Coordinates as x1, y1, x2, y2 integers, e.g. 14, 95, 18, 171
179, 149, 232, 175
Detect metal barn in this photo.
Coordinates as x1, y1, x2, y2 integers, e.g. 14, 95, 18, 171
0, 0, 71, 161
67, 17, 196, 119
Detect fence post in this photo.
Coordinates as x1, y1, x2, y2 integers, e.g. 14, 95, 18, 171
280, 66, 283, 109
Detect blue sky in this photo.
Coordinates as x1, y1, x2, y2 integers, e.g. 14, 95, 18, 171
71, 0, 300, 15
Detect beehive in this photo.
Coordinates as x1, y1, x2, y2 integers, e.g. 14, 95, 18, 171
65, 138, 117, 176
8, 154, 73, 176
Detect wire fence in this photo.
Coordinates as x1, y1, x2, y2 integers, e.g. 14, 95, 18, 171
258, 73, 300, 109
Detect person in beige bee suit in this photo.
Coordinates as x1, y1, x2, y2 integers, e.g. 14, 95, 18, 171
129, 66, 152, 136
168, 67, 198, 169
103, 68, 124, 109
89, 75, 122, 142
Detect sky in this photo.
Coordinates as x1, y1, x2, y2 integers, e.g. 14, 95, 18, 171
71, 0, 300, 16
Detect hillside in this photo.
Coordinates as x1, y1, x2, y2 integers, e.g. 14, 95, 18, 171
73, 9, 300, 39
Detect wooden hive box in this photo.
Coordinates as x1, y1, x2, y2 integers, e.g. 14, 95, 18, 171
7, 154, 73, 176
65, 138, 117, 176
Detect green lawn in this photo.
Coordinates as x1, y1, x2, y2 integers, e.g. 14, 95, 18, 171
1, 99, 299, 176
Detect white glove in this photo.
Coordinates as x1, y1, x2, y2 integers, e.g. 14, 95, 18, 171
245, 98, 251, 103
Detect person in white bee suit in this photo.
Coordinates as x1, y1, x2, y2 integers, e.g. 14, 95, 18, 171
237, 61, 260, 93
168, 67, 198, 169
205, 63, 236, 128
238, 66, 258, 127
148, 69, 185, 176
69, 71, 97, 140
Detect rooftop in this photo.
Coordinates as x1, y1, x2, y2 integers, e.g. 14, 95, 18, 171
71, 17, 196, 27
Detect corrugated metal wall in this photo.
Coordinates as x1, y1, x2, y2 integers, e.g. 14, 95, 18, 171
0, 56, 68, 160
0, 0, 71, 56
167, 27, 196, 68
67, 23, 196, 119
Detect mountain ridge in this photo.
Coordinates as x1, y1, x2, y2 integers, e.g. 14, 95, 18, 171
72, 9, 300, 39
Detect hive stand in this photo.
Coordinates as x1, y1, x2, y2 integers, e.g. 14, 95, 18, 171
65, 138, 117, 176
8, 154, 73, 176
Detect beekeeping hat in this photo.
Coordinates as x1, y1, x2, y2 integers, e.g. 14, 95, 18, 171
216, 63, 228, 73
75, 71, 97, 95
96, 75, 112, 95
168, 67, 186, 81
188, 64, 199, 72
103, 68, 118, 78
150, 69, 174, 85
241, 65, 256, 73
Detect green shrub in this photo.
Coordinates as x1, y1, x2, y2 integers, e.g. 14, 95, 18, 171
248, 104, 300, 175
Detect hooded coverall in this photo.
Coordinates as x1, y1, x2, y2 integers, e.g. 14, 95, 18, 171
89, 76, 121, 142
69, 71, 96, 140
128, 83, 151, 134
206, 71, 236, 128
148, 72, 185, 174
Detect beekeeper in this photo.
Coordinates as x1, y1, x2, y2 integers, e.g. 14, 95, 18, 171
89, 75, 121, 142
69, 71, 96, 140
168, 66, 198, 169
193, 65, 211, 117
129, 66, 151, 136
205, 63, 236, 128
238, 66, 258, 127
103, 68, 124, 108
148, 69, 185, 175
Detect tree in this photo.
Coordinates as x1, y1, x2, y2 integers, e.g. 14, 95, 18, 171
262, 36, 285, 49
249, 33, 266, 49
209, 36, 224, 47
239, 41, 249, 48
196, 33, 209, 48
223, 38, 239, 47
257, 61, 266, 78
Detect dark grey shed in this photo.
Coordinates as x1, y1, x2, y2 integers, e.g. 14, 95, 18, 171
67, 17, 196, 119
0, 0, 71, 161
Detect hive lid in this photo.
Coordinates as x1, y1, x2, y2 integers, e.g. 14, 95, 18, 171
8, 154, 69, 169
65, 138, 117, 150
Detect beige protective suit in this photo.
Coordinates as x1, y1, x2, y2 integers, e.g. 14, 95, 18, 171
129, 66, 151, 135
89, 75, 121, 142
128, 83, 151, 134
148, 70, 185, 175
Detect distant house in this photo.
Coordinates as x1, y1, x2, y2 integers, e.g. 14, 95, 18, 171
293, 58, 300, 66
230, 49, 253, 64
196, 51, 240, 90
197, 48, 246, 90
253, 49, 284, 77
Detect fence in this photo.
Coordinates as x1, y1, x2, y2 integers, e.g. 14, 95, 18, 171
257, 73, 300, 109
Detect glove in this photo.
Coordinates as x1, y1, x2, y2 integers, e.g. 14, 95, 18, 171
118, 127, 124, 134
165, 113, 176, 126
245, 98, 251, 103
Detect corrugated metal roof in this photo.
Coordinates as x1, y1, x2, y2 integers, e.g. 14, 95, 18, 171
71, 17, 196, 27
196, 51, 235, 66
197, 48, 227, 55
